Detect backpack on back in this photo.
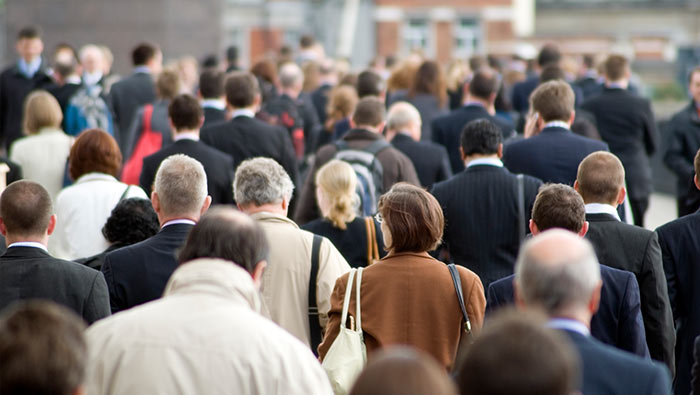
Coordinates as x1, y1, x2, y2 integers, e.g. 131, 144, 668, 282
333, 139, 390, 217
64, 85, 114, 136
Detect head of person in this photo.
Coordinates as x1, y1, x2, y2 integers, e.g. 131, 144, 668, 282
457, 309, 580, 395
68, 129, 122, 181
467, 68, 500, 104
319, 58, 338, 84
530, 184, 587, 237
386, 101, 422, 141
352, 96, 386, 133
688, 66, 700, 105
278, 62, 304, 97
387, 60, 419, 93
99, 45, 114, 75
350, 347, 458, 395
357, 70, 385, 99
0, 181, 54, 243
198, 68, 224, 100
0, 301, 87, 395
168, 94, 203, 133
460, 118, 503, 163
226, 45, 238, 65
251, 59, 277, 84
225, 71, 261, 110
377, 183, 443, 254
22, 90, 63, 136
131, 42, 162, 74
15, 26, 43, 63
574, 151, 625, 207
300, 34, 315, 50
515, 229, 603, 325
315, 160, 358, 230
409, 60, 447, 107
327, 85, 358, 122
51, 44, 78, 81
78, 44, 104, 75
694, 148, 700, 191
234, 157, 295, 216
539, 64, 567, 84
152, 154, 211, 223
603, 54, 630, 84
529, 80, 575, 126
102, 198, 160, 248
155, 68, 180, 101
302, 61, 321, 92
537, 44, 561, 68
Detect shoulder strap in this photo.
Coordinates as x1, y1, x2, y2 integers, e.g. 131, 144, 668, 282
118, 184, 131, 202
363, 139, 391, 156
334, 139, 349, 151
308, 235, 323, 353
142, 104, 154, 132
448, 263, 472, 335
340, 269, 357, 329
355, 267, 364, 332
517, 174, 525, 242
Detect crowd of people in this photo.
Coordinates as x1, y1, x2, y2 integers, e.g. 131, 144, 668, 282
2, 23, 700, 395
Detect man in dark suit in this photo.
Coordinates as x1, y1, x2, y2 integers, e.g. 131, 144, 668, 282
0, 26, 53, 152
198, 68, 226, 128
656, 148, 700, 395
515, 229, 671, 395
0, 181, 110, 324
581, 55, 658, 227
575, 54, 602, 100
487, 184, 649, 358
310, 59, 337, 126
103, 154, 211, 313
510, 44, 561, 114
575, 151, 675, 372
432, 68, 515, 174
503, 80, 608, 186
140, 94, 234, 204
386, 102, 452, 189
109, 43, 162, 155
432, 119, 541, 288
201, 71, 298, 190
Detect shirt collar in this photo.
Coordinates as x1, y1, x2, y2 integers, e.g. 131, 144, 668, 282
75, 172, 118, 184
8, 242, 48, 252
65, 75, 82, 85
232, 109, 255, 118
174, 132, 200, 142
17, 57, 42, 78
467, 157, 503, 168
585, 203, 621, 221
606, 82, 626, 89
543, 121, 571, 130
82, 71, 103, 86
463, 101, 486, 108
133, 66, 151, 74
201, 99, 226, 110
547, 318, 590, 337
161, 219, 196, 229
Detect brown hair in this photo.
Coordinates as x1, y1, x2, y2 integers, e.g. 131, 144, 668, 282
68, 129, 122, 180
576, 151, 625, 204
409, 60, 447, 108
387, 61, 419, 93
352, 96, 385, 128
22, 90, 63, 135
302, 61, 320, 92
531, 184, 585, 233
326, 85, 358, 129
529, 80, 574, 123
169, 94, 202, 131
604, 55, 628, 81
156, 68, 181, 100
251, 59, 277, 84
695, 147, 700, 177
225, 72, 260, 108
0, 180, 53, 236
378, 183, 443, 253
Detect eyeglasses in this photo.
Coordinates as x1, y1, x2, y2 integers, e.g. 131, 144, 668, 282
374, 213, 383, 224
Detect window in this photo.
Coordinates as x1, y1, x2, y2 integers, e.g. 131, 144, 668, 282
454, 18, 481, 58
404, 18, 430, 53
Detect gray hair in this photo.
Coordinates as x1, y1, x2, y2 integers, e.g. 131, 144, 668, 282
386, 101, 421, 131
154, 154, 208, 217
234, 157, 294, 206
78, 44, 103, 63
515, 229, 601, 316
278, 62, 303, 89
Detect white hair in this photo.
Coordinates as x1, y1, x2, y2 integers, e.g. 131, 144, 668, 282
278, 63, 303, 89
154, 154, 208, 217
234, 157, 294, 206
79, 44, 103, 63
386, 101, 422, 131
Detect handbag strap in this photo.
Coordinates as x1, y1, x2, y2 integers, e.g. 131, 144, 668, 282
448, 263, 472, 335
340, 269, 357, 329
142, 104, 154, 133
308, 235, 323, 351
355, 267, 363, 332
517, 174, 525, 242
118, 184, 131, 202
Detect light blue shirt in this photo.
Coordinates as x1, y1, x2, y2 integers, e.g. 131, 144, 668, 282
8, 241, 48, 252
547, 318, 590, 337
17, 57, 41, 79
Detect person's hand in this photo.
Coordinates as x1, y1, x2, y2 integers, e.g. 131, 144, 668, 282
524, 112, 540, 139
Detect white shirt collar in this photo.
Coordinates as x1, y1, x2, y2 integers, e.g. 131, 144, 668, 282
8, 242, 48, 252
547, 318, 590, 337
232, 109, 255, 118
174, 132, 200, 142
543, 121, 571, 130
161, 219, 196, 229
585, 203, 621, 221
467, 157, 503, 168
75, 172, 118, 184
65, 75, 82, 84
201, 99, 226, 110
133, 66, 151, 74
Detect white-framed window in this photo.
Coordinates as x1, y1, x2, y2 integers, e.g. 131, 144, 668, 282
404, 18, 430, 54
454, 17, 481, 58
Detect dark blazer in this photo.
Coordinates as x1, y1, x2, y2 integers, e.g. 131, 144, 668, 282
562, 329, 671, 395
390, 133, 452, 189
388, 92, 448, 142
486, 265, 650, 358
102, 223, 193, 313
586, 212, 675, 371
302, 217, 386, 268
109, 71, 156, 154
581, 87, 658, 200
202, 106, 226, 128
656, 212, 700, 395
431, 104, 515, 173
511, 75, 539, 114
431, 165, 542, 288
664, 101, 700, 215
0, 246, 110, 324
311, 83, 332, 125
692, 335, 700, 394
139, 138, 234, 205
575, 76, 602, 100
47, 82, 82, 120
503, 126, 609, 185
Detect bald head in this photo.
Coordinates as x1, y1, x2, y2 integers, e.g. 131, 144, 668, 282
575, 151, 625, 205
386, 102, 422, 141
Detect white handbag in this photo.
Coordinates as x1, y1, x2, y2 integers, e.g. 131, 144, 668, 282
322, 267, 367, 395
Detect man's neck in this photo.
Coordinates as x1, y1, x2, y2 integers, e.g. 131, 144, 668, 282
230, 105, 256, 114
5, 235, 48, 248
280, 89, 299, 100
174, 128, 200, 137
355, 125, 381, 134
464, 95, 490, 108
464, 154, 500, 167
21, 56, 40, 64
158, 215, 199, 227
606, 79, 629, 89
241, 203, 287, 217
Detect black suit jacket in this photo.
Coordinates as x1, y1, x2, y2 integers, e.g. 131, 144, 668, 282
0, 246, 110, 324
202, 106, 226, 128
503, 126, 609, 185
139, 138, 234, 205
102, 223, 193, 313
656, 212, 700, 395
581, 87, 658, 200
432, 165, 541, 288
311, 83, 332, 125
390, 133, 452, 189
562, 329, 671, 395
664, 101, 700, 212
431, 104, 515, 173
109, 71, 156, 154
486, 265, 650, 358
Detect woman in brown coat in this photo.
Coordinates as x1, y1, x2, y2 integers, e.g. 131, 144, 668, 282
318, 183, 485, 370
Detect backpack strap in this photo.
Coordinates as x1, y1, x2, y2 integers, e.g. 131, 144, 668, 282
308, 235, 323, 354
334, 138, 390, 156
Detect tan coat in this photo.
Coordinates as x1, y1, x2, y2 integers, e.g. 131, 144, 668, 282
318, 252, 485, 370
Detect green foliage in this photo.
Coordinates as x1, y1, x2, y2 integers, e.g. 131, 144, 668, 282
651, 82, 686, 101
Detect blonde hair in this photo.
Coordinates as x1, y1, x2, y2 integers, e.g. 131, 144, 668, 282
316, 160, 357, 230
23, 90, 62, 135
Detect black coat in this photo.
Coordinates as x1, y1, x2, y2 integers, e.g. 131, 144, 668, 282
102, 223, 193, 313
302, 217, 386, 268
202, 107, 226, 128
311, 83, 332, 125
431, 164, 541, 288
0, 246, 110, 324
664, 101, 700, 214
586, 212, 675, 372
139, 138, 234, 205
109, 71, 156, 154
581, 87, 658, 200
390, 133, 452, 189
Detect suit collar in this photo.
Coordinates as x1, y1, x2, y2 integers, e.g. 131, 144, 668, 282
158, 222, 195, 235
585, 212, 619, 222
390, 133, 414, 144
2, 246, 52, 259
540, 126, 572, 134
463, 164, 508, 174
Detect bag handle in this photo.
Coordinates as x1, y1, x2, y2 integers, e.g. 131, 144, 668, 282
340, 269, 356, 329
142, 104, 154, 133
308, 235, 323, 353
448, 264, 472, 336
355, 267, 363, 332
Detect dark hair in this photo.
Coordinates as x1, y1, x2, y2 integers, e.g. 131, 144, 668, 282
537, 44, 561, 68
199, 68, 224, 99
226, 45, 238, 62
461, 119, 502, 156
468, 68, 500, 100
102, 198, 159, 246
0, 181, 52, 236
539, 64, 566, 84
225, 72, 260, 108
469, 55, 488, 71
350, 347, 457, 395
531, 184, 585, 233
201, 54, 219, 69
69, 129, 122, 180
169, 94, 202, 131
357, 70, 385, 98
0, 300, 87, 395
178, 207, 269, 273
131, 42, 158, 67
457, 309, 579, 395
352, 96, 385, 127
582, 54, 595, 69
409, 61, 447, 108
300, 34, 315, 49
604, 55, 628, 81
17, 26, 42, 40
378, 183, 443, 253
576, 151, 625, 205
